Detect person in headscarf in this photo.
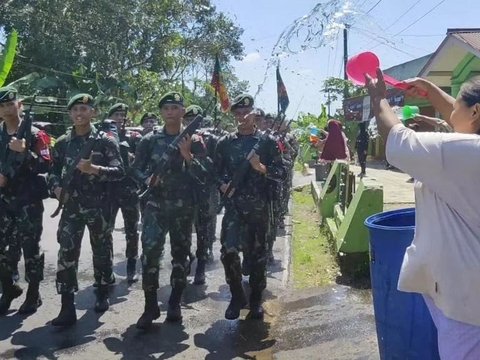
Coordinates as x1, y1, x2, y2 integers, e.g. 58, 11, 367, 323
318, 119, 350, 163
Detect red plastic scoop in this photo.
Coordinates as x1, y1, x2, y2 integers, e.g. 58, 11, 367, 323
346, 51, 427, 96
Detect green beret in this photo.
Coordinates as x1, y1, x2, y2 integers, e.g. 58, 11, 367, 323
158, 91, 184, 108
0, 86, 17, 103
67, 93, 94, 110
265, 113, 275, 120
184, 105, 203, 118
140, 112, 158, 124
107, 103, 129, 117
230, 94, 254, 111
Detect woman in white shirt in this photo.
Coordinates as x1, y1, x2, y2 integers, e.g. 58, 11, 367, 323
365, 69, 480, 360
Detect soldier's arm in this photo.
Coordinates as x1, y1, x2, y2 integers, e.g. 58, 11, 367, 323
47, 136, 66, 193
131, 134, 151, 185
95, 136, 125, 181
264, 137, 288, 183
186, 134, 212, 186
213, 136, 229, 188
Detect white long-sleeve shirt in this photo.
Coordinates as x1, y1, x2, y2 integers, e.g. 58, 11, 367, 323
386, 124, 480, 326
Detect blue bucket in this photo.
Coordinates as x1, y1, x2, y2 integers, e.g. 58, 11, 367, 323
365, 208, 440, 360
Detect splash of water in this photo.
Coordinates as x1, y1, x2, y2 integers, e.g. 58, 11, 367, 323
255, 0, 356, 99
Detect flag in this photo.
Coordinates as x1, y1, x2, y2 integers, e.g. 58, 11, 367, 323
276, 66, 289, 114
211, 55, 230, 112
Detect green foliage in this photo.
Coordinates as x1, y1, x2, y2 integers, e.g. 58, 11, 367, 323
0, 29, 17, 86
0, 0, 246, 124
323, 76, 367, 111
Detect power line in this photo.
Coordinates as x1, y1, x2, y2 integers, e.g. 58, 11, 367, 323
393, 0, 446, 36
385, 0, 421, 31
365, 0, 383, 14
355, 28, 417, 57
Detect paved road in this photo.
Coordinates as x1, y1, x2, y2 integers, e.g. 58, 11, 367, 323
0, 199, 290, 359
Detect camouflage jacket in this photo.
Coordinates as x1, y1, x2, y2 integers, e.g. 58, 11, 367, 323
0, 121, 51, 206
214, 130, 287, 205
131, 125, 210, 204
48, 124, 124, 207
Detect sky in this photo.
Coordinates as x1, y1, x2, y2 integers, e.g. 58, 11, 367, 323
212, 0, 480, 118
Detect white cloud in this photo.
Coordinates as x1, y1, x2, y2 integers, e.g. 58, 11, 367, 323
242, 52, 261, 63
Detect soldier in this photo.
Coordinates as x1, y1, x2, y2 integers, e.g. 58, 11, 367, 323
253, 108, 266, 131
49, 94, 124, 326
140, 112, 159, 136
0, 87, 50, 315
215, 94, 287, 320
132, 91, 209, 329
106, 103, 141, 283
183, 105, 216, 284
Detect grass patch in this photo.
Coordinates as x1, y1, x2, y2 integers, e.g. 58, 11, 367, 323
291, 186, 339, 288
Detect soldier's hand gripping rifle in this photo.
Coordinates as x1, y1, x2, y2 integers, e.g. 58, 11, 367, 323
223, 130, 274, 198
138, 115, 203, 200
50, 134, 100, 218
0, 96, 35, 183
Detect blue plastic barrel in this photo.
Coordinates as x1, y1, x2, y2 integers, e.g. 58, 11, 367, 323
365, 208, 440, 360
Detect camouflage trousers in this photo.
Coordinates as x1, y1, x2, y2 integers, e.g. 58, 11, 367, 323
141, 199, 194, 291
280, 169, 293, 218
0, 200, 44, 283
194, 187, 218, 261
56, 200, 115, 294
220, 201, 268, 292
110, 192, 140, 260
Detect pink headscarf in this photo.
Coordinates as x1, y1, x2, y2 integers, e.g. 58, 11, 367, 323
319, 120, 349, 162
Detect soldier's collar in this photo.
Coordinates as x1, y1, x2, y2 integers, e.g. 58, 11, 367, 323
71, 124, 97, 139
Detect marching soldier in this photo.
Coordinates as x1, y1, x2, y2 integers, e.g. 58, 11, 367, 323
49, 94, 124, 326
132, 91, 209, 329
106, 103, 141, 283
0, 87, 50, 315
215, 94, 287, 320
183, 105, 217, 284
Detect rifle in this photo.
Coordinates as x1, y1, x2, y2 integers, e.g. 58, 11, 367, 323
50, 131, 101, 218
223, 128, 273, 198
138, 115, 203, 200
0, 96, 36, 180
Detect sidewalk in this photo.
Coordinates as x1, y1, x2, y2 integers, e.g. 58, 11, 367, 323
294, 161, 416, 211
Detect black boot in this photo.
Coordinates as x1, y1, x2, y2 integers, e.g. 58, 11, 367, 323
136, 290, 160, 330
166, 286, 183, 322
193, 260, 206, 285
94, 285, 109, 312
51, 293, 77, 327
18, 282, 42, 314
241, 257, 251, 276
12, 264, 20, 283
225, 282, 247, 320
246, 290, 264, 320
0, 277, 23, 315
267, 247, 275, 264
126, 258, 138, 283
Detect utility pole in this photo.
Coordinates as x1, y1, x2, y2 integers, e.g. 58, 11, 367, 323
343, 24, 349, 116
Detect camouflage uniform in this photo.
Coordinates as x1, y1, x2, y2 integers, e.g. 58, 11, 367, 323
110, 128, 141, 266
0, 115, 51, 314
215, 122, 287, 319
48, 124, 124, 294
132, 126, 210, 292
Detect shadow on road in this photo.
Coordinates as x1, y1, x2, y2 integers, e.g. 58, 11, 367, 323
103, 322, 189, 359
194, 319, 275, 360
6, 310, 105, 360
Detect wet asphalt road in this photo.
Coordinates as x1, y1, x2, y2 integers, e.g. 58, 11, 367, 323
0, 198, 290, 359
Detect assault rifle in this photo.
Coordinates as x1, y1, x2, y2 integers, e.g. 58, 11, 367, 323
138, 115, 203, 200
50, 131, 101, 218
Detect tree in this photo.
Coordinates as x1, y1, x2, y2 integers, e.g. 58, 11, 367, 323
0, 0, 246, 122
322, 77, 367, 116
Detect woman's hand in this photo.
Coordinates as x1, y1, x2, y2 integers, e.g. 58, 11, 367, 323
403, 77, 430, 99
365, 68, 387, 102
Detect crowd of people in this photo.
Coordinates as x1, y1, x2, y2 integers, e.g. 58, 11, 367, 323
0, 87, 298, 331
